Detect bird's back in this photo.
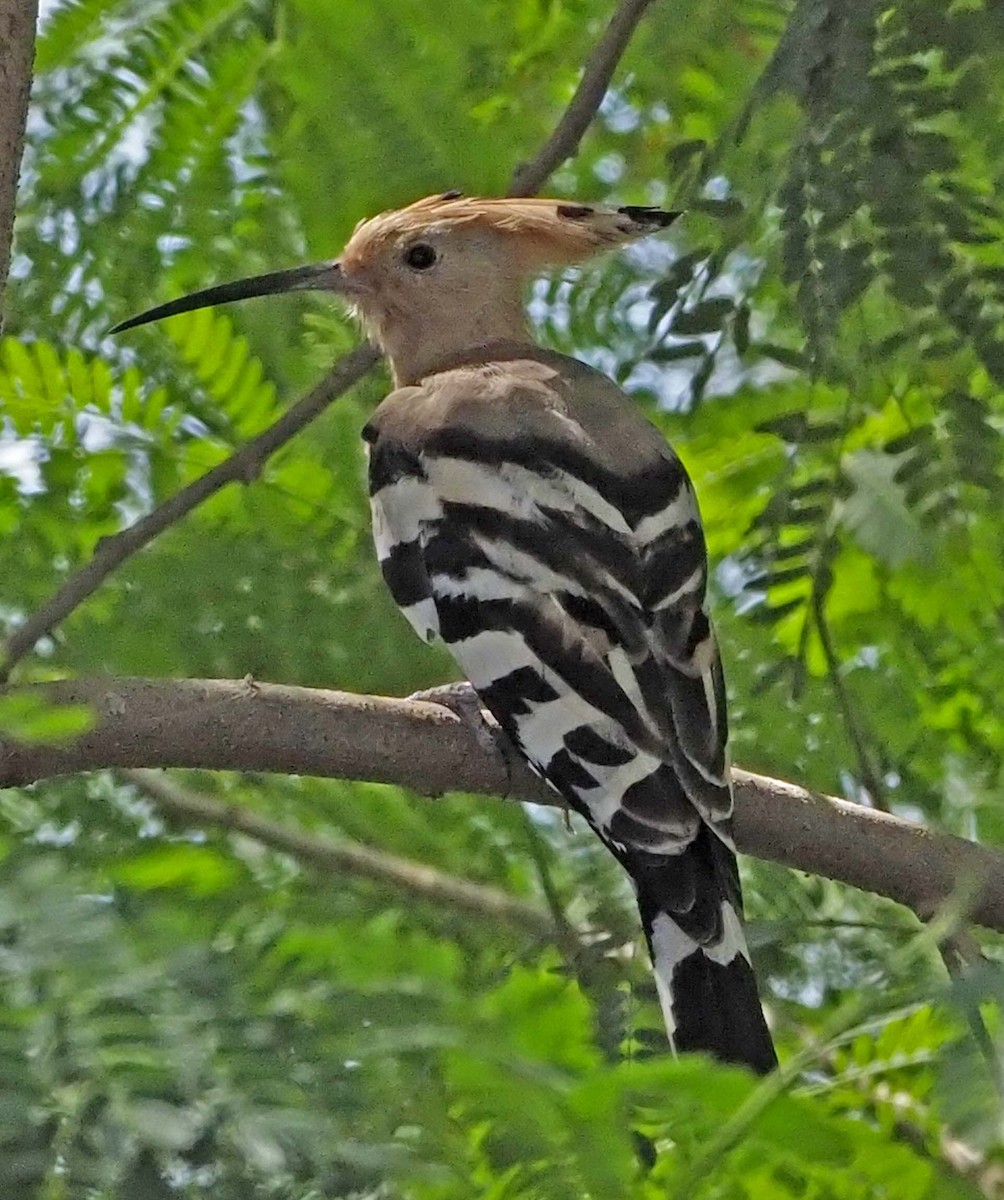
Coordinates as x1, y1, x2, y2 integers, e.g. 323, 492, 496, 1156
366, 341, 676, 487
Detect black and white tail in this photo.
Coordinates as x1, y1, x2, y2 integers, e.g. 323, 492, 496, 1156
625, 826, 776, 1074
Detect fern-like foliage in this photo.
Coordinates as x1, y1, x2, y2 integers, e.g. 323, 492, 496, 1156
15, 0, 286, 348
603, 0, 1004, 807
0, 323, 279, 633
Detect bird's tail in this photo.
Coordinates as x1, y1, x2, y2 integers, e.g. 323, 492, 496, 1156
628, 827, 776, 1074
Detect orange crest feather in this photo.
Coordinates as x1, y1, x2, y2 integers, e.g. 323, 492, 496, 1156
342, 193, 679, 271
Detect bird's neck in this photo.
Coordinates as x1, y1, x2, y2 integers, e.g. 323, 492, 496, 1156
374, 298, 531, 386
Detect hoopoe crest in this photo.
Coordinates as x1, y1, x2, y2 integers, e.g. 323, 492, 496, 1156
114, 193, 777, 1074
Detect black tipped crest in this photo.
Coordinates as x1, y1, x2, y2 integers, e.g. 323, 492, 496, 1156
617, 206, 682, 228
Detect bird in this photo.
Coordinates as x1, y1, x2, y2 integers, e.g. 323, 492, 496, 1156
112, 192, 777, 1074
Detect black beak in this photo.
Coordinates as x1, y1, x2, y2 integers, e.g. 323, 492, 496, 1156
109, 261, 348, 335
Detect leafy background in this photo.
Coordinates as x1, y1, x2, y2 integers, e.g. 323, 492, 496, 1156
2, 0, 1004, 1195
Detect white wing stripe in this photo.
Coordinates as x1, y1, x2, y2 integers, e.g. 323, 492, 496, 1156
398, 598, 441, 643
450, 628, 543, 690
472, 533, 639, 607
633, 488, 695, 543
371, 476, 442, 547
651, 566, 704, 610
515, 692, 610, 767
426, 455, 633, 534
430, 567, 528, 604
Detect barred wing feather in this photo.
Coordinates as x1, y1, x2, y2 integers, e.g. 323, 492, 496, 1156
364, 349, 775, 1073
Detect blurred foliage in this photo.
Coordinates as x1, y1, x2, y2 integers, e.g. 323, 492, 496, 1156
1, 0, 1004, 1194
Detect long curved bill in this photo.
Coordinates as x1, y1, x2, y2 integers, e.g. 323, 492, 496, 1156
109, 261, 348, 335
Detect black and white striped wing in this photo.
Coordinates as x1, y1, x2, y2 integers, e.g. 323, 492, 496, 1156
363, 366, 775, 1072
367, 413, 728, 849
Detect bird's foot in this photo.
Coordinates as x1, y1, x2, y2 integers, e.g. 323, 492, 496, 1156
406, 682, 500, 756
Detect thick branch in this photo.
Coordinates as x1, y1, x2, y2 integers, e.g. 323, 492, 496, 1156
4, 0, 655, 679
508, 0, 654, 196
3, 676, 1003, 934
122, 767, 555, 938
0, 343, 380, 681
0, 0, 38, 330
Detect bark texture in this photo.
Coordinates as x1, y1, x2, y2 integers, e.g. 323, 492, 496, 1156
0, 0, 37, 330
1, 676, 1001, 933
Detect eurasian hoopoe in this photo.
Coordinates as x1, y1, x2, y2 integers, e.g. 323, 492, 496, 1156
114, 192, 777, 1074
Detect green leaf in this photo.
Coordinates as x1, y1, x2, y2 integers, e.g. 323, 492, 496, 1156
751, 342, 808, 371
649, 340, 707, 363
672, 297, 734, 335
691, 196, 745, 220
665, 138, 708, 170
0, 694, 94, 744
840, 450, 928, 567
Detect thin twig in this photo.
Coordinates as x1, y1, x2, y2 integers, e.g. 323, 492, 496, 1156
811, 585, 888, 809
2, 676, 1004, 935
789, 1026, 997, 1199
122, 767, 556, 939
0, 343, 380, 681
934, 932, 1003, 1102
508, 0, 655, 196
0, 0, 39, 331
4, 0, 656, 678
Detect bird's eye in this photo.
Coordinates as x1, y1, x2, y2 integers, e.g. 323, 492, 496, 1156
403, 243, 437, 271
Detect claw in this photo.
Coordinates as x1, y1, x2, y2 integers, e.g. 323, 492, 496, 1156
406, 681, 500, 753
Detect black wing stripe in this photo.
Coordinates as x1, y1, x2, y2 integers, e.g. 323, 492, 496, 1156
438, 499, 640, 597
476, 664, 561, 716
423, 428, 686, 525
641, 521, 706, 609
379, 539, 432, 609
542, 746, 603, 792
368, 439, 427, 493
433, 592, 655, 751
620, 763, 694, 827
563, 725, 635, 766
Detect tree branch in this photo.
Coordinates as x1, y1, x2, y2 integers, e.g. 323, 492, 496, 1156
0, 0, 38, 331
508, 0, 654, 196
4, 0, 656, 679
3, 676, 1003, 935
0, 343, 380, 682
121, 767, 556, 939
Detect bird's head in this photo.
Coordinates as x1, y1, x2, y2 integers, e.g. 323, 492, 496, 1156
113, 193, 679, 384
